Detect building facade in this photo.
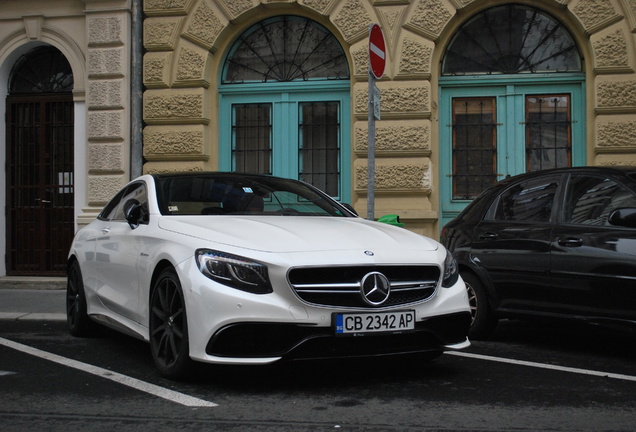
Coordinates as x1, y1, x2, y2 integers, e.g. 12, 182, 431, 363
1, 0, 636, 276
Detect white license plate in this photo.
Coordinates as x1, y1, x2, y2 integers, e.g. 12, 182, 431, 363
335, 311, 415, 335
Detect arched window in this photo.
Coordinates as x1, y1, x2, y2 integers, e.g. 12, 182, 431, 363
9, 46, 73, 94
443, 5, 580, 75
439, 5, 585, 227
222, 16, 349, 83
219, 16, 351, 200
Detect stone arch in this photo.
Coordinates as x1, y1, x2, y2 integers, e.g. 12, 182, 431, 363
0, 23, 86, 275
0, 26, 88, 220
0, 26, 86, 97
142, 0, 362, 174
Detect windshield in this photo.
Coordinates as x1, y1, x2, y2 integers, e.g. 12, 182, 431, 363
155, 174, 353, 217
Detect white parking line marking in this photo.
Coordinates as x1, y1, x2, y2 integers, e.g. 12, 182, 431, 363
0, 337, 217, 407
448, 351, 636, 382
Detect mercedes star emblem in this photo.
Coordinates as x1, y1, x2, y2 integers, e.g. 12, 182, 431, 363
360, 271, 391, 306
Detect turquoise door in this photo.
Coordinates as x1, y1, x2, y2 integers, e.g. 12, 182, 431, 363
439, 4, 586, 228
440, 78, 586, 227
219, 82, 351, 201
218, 15, 351, 201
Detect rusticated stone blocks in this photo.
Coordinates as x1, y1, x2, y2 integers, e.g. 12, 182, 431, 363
143, 125, 207, 160
354, 122, 430, 154
144, 89, 208, 124
354, 158, 431, 191
144, 17, 183, 51
88, 175, 128, 207
597, 80, 636, 109
355, 83, 430, 116
597, 121, 636, 148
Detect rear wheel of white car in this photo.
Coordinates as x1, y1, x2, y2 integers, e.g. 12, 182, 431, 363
462, 272, 497, 340
149, 268, 192, 379
66, 261, 97, 337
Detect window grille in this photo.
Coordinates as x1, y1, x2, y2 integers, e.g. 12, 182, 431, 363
222, 15, 349, 83
232, 104, 272, 174
443, 5, 581, 75
451, 98, 498, 200
299, 102, 340, 197
525, 95, 572, 171
9, 46, 73, 94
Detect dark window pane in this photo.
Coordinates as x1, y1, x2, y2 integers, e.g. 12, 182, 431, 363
564, 176, 636, 226
299, 102, 340, 197
223, 16, 349, 84
493, 176, 559, 222
452, 98, 498, 200
526, 95, 571, 171
9, 46, 73, 94
443, 5, 581, 75
232, 104, 272, 174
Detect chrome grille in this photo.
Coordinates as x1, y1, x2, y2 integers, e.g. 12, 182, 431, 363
287, 266, 440, 308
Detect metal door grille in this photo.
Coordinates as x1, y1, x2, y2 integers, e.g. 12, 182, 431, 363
451, 98, 498, 200
232, 103, 272, 174
525, 95, 572, 171
299, 102, 340, 198
6, 94, 74, 275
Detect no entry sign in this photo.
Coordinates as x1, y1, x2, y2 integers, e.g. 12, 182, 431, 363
369, 24, 386, 79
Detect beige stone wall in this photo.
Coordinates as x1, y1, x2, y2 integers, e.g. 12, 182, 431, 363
0, 1, 133, 228
142, 0, 636, 237
83, 2, 133, 223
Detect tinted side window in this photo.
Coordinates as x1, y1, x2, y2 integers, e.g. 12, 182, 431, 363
491, 176, 559, 222
113, 183, 148, 222
98, 188, 127, 221
98, 183, 148, 223
563, 175, 636, 226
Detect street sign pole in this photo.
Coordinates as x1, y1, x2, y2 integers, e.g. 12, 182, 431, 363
368, 71, 376, 221
367, 24, 385, 221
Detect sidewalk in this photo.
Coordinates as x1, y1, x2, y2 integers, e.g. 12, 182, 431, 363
0, 277, 66, 321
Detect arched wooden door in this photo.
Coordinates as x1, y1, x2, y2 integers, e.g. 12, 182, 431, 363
5, 46, 74, 276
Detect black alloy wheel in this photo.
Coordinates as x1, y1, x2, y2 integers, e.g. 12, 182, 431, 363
66, 260, 96, 337
461, 272, 497, 340
149, 268, 192, 379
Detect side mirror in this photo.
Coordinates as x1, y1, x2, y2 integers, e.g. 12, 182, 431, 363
124, 199, 145, 229
608, 208, 636, 228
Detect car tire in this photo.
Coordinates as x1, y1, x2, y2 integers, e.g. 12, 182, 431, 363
66, 261, 97, 337
149, 268, 192, 379
462, 272, 497, 340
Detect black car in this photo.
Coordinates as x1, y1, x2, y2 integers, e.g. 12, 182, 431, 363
441, 166, 636, 339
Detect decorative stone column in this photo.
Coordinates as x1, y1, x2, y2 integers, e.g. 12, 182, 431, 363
78, 0, 132, 225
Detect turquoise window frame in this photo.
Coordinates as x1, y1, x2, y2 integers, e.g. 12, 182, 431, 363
439, 73, 586, 226
219, 80, 351, 202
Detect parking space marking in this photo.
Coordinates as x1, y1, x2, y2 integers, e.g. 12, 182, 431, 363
448, 351, 636, 382
0, 337, 218, 407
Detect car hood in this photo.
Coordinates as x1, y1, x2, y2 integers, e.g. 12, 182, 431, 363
158, 216, 438, 253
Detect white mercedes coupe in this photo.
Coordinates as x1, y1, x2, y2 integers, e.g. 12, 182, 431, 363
67, 172, 470, 378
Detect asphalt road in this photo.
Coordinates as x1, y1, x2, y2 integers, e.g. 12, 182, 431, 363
1, 318, 635, 431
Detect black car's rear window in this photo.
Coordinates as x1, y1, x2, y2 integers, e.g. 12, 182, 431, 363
488, 175, 560, 222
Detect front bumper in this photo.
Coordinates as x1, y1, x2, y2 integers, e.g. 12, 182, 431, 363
206, 311, 471, 361
179, 253, 471, 365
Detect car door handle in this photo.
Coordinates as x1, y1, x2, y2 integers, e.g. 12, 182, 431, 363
478, 232, 498, 240
558, 237, 582, 247
101, 227, 111, 234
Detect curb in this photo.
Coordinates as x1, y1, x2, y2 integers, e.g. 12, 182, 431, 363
0, 277, 66, 290
0, 312, 67, 321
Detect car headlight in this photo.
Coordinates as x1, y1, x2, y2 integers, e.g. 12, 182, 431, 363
441, 249, 459, 288
196, 249, 273, 294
